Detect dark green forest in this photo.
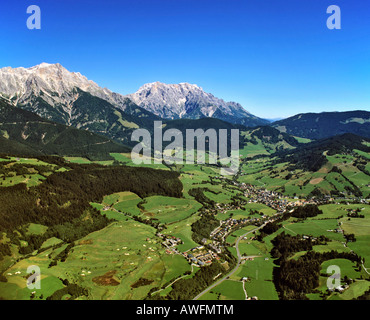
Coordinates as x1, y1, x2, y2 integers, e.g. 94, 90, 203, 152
0, 157, 183, 261
271, 232, 362, 300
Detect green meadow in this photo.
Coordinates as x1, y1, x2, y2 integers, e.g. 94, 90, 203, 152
0, 157, 65, 187
141, 195, 201, 224
202, 280, 246, 300
110, 153, 169, 170
0, 220, 191, 300
235, 257, 278, 300
162, 214, 201, 252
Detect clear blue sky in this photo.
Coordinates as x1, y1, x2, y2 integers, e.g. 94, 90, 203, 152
1, 0, 369, 118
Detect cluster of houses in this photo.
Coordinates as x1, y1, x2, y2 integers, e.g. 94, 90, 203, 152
215, 176, 336, 211
184, 246, 220, 267
154, 178, 364, 270
211, 218, 252, 243
327, 228, 343, 234
241, 183, 329, 213
156, 233, 183, 255
346, 207, 365, 218
157, 231, 223, 266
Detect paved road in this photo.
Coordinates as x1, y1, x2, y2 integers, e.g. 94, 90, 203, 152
193, 223, 267, 300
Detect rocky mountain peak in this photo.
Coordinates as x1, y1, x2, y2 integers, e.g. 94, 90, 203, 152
0, 63, 268, 127
126, 81, 251, 120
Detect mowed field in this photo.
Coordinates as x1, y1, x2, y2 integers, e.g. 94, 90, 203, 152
161, 214, 201, 252
0, 219, 192, 300
338, 204, 370, 269
90, 190, 203, 251
64, 157, 114, 166
202, 279, 246, 300
110, 153, 170, 171
91, 191, 202, 225
101, 191, 143, 216
1, 151, 369, 301
141, 195, 201, 224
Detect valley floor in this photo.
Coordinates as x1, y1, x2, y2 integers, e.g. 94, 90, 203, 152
0, 152, 369, 300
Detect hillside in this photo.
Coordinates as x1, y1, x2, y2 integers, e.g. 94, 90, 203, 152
240, 133, 370, 198
0, 99, 130, 159
275, 133, 370, 172
272, 111, 370, 139
240, 126, 302, 157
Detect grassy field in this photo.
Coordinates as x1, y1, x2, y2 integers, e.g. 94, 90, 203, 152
337, 204, 370, 268
235, 257, 279, 300
91, 192, 143, 219
321, 259, 361, 280
26, 224, 48, 236
110, 153, 170, 170
307, 259, 368, 300
225, 225, 258, 246
0, 157, 65, 187
202, 279, 246, 300
141, 195, 201, 224
0, 219, 192, 300
162, 214, 201, 252
64, 157, 116, 166
238, 153, 370, 198
178, 164, 219, 196
282, 219, 345, 242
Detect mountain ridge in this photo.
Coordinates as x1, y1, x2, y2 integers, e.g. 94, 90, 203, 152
0, 63, 267, 127
0, 98, 130, 159
125, 81, 269, 126
273, 110, 370, 139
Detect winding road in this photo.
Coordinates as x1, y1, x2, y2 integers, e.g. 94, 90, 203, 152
193, 222, 267, 300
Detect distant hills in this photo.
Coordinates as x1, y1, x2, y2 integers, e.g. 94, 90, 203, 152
275, 132, 370, 172
0, 99, 129, 159
273, 111, 370, 139
240, 133, 370, 198
237, 126, 303, 158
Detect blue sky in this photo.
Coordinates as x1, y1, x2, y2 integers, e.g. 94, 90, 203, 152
1, 0, 369, 118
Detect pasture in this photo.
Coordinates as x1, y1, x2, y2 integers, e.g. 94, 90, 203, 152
0, 219, 191, 300
141, 195, 201, 224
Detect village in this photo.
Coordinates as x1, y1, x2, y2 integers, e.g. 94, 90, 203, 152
156, 176, 346, 268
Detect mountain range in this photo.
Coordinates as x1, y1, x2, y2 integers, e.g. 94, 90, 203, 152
126, 81, 268, 126
0, 99, 129, 159
0, 62, 368, 155
0, 63, 268, 127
